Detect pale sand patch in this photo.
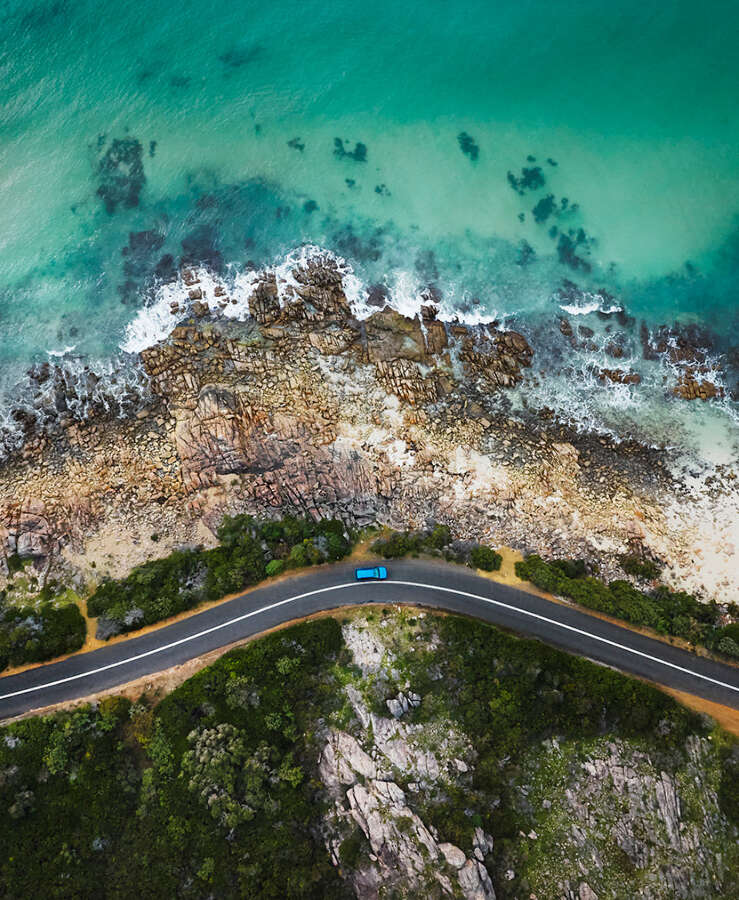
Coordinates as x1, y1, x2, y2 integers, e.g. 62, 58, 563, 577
473, 545, 546, 592
61, 514, 217, 584
661, 486, 739, 603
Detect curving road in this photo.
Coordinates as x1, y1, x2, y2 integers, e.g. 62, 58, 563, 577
1, 559, 738, 720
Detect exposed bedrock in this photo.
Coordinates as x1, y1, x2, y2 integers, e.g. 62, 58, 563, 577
0, 257, 735, 600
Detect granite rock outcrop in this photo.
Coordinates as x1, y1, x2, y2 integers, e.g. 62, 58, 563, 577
0, 256, 735, 600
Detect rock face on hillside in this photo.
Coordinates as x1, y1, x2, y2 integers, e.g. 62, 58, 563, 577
0, 255, 736, 600
314, 613, 738, 900
318, 620, 496, 900
505, 733, 736, 900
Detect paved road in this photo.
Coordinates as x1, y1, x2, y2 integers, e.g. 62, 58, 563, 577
1, 559, 738, 720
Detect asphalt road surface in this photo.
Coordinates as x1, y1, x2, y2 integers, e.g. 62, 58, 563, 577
1, 559, 738, 720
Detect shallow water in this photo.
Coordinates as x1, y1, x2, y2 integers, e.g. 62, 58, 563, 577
1, 0, 737, 457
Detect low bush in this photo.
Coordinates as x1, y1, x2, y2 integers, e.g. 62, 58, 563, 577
0, 601, 86, 672
620, 554, 662, 580
719, 622, 739, 644
371, 531, 424, 559
718, 636, 739, 659
6, 553, 25, 576
265, 559, 285, 577
469, 545, 502, 572
338, 831, 365, 868
515, 554, 728, 653
551, 558, 588, 579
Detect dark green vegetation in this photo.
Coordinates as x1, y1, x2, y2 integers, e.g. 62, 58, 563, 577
515, 555, 739, 658
371, 525, 502, 571
1, 612, 735, 899
88, 515, 352, 638
0, 601, 86, 672
0, 620, 347, 899
619, 553, 662, 581
378, 613, 727, 846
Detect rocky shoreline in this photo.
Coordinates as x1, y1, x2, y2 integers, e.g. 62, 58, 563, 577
0, 254, 736, 601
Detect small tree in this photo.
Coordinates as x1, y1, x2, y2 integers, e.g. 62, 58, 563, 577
470, 545, 502, 571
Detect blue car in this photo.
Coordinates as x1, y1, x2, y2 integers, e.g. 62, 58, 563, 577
355, 566, 388, 581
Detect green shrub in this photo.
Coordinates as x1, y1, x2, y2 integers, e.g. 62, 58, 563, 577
338, 831, 364, 868
6, 553, 25, 576
428, 524, 452, 549
287, 543, 309, 568
551, 558, 587, 579
515, 555, 722, 648
717, 637, 739, 660
324, 531, 350, 560
620, 554, 661, 580
0, 602, 86, 672
469, 545, 502, 571
266, 559, 285, 577
720, 622, 739, 644
371, 531, 423, 559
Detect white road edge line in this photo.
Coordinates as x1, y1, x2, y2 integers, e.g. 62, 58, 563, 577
1, 579, 737, 704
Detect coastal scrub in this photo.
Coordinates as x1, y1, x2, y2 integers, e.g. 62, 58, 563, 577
1, 611, 736, 898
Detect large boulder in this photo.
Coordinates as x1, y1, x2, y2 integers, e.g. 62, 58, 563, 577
365, 308, 428, 363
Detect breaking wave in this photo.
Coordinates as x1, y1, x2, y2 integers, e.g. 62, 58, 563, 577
121, 244, 512, 355
0, 244, 736, 468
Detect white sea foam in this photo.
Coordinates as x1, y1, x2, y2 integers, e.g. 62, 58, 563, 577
557, 288, 623, 317
379, 270, 503, 327
120, 244, 512, 356
121, 245, 372, 354
47, 345, 77, 357
559, 298, 623, 316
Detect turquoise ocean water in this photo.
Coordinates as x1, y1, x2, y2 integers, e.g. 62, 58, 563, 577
1, 0, 737, 460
